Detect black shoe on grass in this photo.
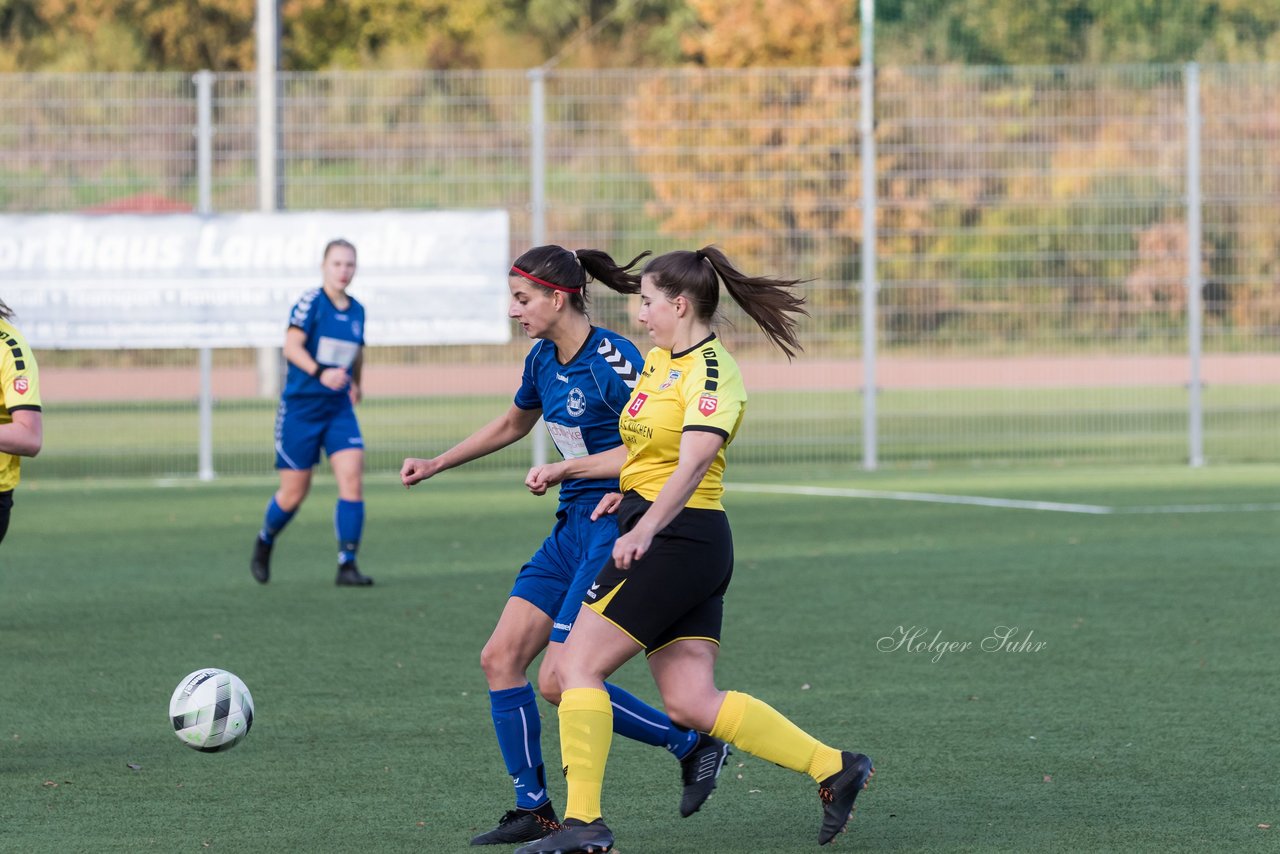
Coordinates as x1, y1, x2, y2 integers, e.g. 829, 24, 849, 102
817, 751, 874, 845
679, 734, 730, 817
470, 804, 561, 845
513, 818, 613, 854
335, 560, 373, 586
250, 536, 272, 584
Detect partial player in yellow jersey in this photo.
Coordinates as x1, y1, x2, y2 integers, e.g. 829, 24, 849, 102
522, 247, 873, 853
0, 297, 44, 547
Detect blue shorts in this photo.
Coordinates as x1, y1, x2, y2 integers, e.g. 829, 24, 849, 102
274, 395, 364, 470
511, 500, 619, 644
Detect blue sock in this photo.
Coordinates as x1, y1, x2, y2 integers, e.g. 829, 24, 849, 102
334, 499, 364, 564
489, 684, 549, 810
259, 497, 296, 545
605, 682, 700, 759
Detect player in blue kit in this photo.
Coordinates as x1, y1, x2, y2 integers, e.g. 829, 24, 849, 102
400, 245, 730, 846
251, 239, 373, 586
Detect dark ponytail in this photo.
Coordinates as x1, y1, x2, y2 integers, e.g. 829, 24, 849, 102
510, 245, 649, 313
0, 298, 13, 321
642, 245, 808, 359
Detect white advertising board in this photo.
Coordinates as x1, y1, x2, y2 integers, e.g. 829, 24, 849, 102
1, 210, 511, 348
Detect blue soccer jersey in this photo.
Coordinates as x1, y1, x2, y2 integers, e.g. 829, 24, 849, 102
513, 326, 642, 505
283, 287, 366, 398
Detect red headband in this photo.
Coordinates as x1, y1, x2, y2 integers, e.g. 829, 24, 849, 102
511, 265, 582, 293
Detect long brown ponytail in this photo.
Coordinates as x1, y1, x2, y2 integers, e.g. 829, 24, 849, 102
642, 245, 808, 359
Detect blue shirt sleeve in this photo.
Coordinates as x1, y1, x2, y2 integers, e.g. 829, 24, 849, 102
288, 289, 320, 339
513, 342, 542, 411
592, 333, 643, 413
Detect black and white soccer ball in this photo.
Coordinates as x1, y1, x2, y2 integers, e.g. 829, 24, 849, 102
169, 668, 254, 752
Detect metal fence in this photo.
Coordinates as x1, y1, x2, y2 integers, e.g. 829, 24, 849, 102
2, 64, 1277, 478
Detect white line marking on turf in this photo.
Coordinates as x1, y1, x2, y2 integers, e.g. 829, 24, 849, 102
728, 483, 1112, 514
728, 484, 1280, 515
1110, 502, 1280, 514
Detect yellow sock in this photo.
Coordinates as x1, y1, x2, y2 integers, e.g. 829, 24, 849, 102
710, 690, 845, 783
559, 687, 614, 823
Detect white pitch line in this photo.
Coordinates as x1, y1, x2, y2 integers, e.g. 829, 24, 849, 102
1111, 502, 1280, 514
728, 483, 1113, 514
728, 483, 1280, 515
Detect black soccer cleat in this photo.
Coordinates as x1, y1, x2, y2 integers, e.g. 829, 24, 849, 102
513, 818, 613, 854
335, 560, 374, 586
679, 734, 731, 817
469, 804, 561, 845
817, 751, 874, 845
250, 535, 272, 584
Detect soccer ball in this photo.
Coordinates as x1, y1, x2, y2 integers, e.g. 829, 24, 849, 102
169, 668, 254, 752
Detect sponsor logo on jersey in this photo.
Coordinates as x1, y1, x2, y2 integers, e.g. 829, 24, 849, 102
13, 376, 29, 395
698, 393, 718, 415
566, 387, 587, 418
658, 369, 681, 391
556, 372, 569, 383
627, 392, 648, 417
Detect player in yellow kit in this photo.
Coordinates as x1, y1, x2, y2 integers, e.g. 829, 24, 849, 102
0, 298, 44, 546
521, 247, 873, 853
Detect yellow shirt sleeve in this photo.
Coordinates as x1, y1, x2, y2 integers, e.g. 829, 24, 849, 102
0, 320, 41, 492
1, 321, 42, 415
679, 340, 746, 443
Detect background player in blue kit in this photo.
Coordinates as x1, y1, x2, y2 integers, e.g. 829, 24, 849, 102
400, 245, 730, 846
252, 239, 373, 586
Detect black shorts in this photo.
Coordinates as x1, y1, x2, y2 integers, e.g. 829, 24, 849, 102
0, 489, 12, 546
584, 491, 733, 655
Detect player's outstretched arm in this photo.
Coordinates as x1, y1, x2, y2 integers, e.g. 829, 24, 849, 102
525, 444, 628, 495
402, 405, 541, 488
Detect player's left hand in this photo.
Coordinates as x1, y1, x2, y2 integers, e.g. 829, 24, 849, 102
590, 491, 623, 520
349, 382, 362, 405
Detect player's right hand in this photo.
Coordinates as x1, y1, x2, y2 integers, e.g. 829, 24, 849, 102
318, 367, 350, 391
400, 457, 438, 487
525, 462, 565, 496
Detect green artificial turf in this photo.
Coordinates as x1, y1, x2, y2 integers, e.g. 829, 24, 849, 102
1, 465, 1276, 852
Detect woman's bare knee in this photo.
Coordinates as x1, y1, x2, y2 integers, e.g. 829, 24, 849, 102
479, 639, 525, 686
537, 650, 564, 705
537, 677, 563, 706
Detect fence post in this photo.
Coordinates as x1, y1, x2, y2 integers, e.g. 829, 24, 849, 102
528, 66, 549, 469
860, 0, 879, 470
195, 70, 216, 480
255, 0, 283, 402
1185, 62, 1204, 468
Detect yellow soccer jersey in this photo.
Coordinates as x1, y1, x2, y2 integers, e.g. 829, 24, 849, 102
1, 318, 42, 492
619, 335, 746, 510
